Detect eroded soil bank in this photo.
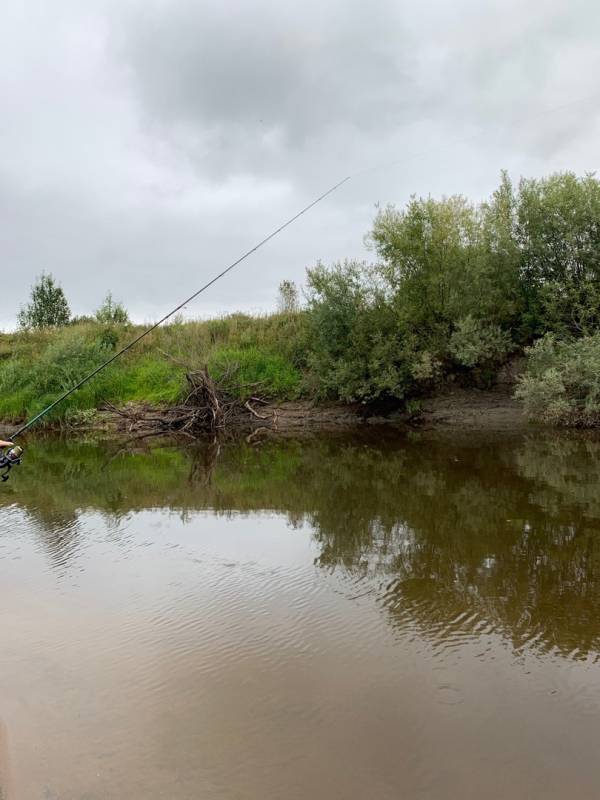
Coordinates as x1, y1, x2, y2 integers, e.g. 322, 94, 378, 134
0, 386, 530, 440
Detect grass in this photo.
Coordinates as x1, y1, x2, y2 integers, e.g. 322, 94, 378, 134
0, 312, 307, 424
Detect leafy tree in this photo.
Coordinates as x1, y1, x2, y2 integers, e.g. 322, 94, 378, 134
18, 273, 71, 329
95, 292, 130, 325
516, 172, 600, 336
277, 280, 299, 313
369, 195, 487, 343
479, 170, 523, 332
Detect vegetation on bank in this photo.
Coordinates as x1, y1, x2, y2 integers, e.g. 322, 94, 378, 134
3, 169, 600, 427
515, 334, 600, 426
0, 312, 307, 424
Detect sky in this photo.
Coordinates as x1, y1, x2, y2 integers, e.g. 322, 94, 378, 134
1, 0, 599, 329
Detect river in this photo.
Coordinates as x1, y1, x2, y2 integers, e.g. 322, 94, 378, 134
0, 429, 599, 798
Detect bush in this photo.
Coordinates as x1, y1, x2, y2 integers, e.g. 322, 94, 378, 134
277, 280, 299, 313
449, 316, 512, 369
410, 351, 442, 383
96, 327, 120, 351
0, 324, 185, 422
515, 333, 600, 425
306, 260, 411, 402
33, 335, 108, 396
369, 180, 522, 341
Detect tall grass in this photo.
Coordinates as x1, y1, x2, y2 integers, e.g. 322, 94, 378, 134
0, 312, 306, 424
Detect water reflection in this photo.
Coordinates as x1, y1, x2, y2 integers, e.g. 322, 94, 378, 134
3, 430, 600, 659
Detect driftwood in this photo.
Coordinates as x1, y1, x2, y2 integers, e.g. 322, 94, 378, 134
103, 366, 275, 437
244, 400, 270, 420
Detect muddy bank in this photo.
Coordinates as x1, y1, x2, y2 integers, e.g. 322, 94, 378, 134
92, 387, 528, 436
417, 387, 527, 432
0, 387, 529, 440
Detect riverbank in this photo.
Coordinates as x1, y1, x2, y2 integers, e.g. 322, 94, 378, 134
418, 386, 527, 431
0, 314, 527, 433
5, 170, 600, 432
0, 310, 530, 436
0, 315, 569, 437
1, 385, 525, 439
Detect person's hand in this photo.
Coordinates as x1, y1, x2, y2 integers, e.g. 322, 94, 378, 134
0, 440, 14, 448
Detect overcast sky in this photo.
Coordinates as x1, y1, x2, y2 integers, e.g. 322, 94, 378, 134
2, 0, 599, 329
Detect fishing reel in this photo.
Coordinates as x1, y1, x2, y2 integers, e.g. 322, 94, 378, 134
0, 446, 23, 482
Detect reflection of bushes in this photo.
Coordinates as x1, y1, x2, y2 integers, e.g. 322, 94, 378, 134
511, 435, 600, 516
5, 432, 600, 657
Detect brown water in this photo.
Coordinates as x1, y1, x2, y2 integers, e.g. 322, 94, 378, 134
1, 430, 600, 798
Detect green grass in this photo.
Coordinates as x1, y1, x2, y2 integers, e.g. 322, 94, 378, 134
0, 313, 307, 424
208, 347, 302, 398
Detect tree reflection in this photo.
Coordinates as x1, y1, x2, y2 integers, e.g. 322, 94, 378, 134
306, 434, 600, 659
3, 430, 600, 657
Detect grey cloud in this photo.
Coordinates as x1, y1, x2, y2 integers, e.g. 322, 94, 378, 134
410, 0, 600, 153
119, 0, 413, 137
115, 0, 600, 194
113, 0, 426, 189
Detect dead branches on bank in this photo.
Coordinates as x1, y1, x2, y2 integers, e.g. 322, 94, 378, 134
103, 366, 276, 437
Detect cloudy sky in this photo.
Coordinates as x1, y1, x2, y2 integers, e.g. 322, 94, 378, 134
1, 0, 599, 329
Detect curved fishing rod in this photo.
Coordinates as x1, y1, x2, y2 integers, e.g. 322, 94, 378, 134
9, 174, 350, 443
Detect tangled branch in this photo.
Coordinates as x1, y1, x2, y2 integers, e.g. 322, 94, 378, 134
104, 364, 275, 436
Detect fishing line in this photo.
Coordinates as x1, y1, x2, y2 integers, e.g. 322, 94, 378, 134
352, 92, 600, 179
10, 175, 350, 439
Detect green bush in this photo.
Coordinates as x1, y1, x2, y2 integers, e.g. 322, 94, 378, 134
410, 351, 442, 383
515, 333, 600, 426
449, 316, 512, 369
0, 325, 186, 422
517, 173, 600, 337
33, 335, 108, 395
369, 176, 522, 341
306, 260, 411, 402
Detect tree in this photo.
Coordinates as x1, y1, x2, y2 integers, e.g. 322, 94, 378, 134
95, 292, 130, 325
18, 273, 71, 329
369, 194, 485, 339
277, 280, 299, 313
516, 172, 600, 336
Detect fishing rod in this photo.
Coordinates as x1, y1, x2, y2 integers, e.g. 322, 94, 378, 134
0, 175, 350, 480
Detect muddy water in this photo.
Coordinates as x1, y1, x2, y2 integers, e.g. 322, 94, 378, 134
1, 430, 600, 798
